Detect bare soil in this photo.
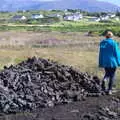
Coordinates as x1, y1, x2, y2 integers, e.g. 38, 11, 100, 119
0, 93, 119, 120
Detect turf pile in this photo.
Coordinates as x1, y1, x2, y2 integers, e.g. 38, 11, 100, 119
0, 57, 101, 113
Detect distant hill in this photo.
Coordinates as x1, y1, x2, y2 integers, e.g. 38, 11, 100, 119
0, 0, 120, 12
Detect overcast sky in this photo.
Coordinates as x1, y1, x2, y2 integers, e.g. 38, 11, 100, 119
26, 0, 120, 6
98, 0, 120, 6
32, 0, 58, 1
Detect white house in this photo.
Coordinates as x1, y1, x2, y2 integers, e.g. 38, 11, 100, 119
107, 13, 116, 18
100, 15, 109, 21
11, 15, 27, 21
31, 14, 44, 19
46, 14, 62, 18
64, 13, 83, 21
64, 15, 73, 21
88, 17, 100, 22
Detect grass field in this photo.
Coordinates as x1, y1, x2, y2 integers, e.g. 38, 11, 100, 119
0, 20, 120, 34
0, 31, 120, 88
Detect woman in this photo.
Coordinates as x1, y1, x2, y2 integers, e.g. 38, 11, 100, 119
99, 31, 120, 95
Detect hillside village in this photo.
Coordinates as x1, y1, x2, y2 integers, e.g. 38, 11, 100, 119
0, 9, 119, 24
11, 12, 119, 22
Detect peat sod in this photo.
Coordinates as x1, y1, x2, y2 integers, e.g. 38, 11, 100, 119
0, 57, 119, 120
0, 57, 101, 113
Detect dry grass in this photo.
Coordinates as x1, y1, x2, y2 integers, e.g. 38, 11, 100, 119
0, 31, 119, 88
0, 31, 102, 46
0, 47, 107, 76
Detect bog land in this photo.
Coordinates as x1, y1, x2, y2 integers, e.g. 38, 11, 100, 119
0, 31, 119, 88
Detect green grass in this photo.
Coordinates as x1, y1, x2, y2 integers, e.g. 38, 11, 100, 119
1, 21, 120, 36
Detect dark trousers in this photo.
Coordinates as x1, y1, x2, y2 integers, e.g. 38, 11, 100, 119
101, 68, 116, 91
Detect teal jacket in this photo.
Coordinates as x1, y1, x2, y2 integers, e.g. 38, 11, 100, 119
99, 38, 120, 68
